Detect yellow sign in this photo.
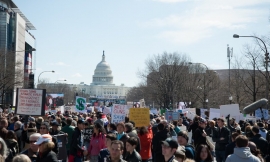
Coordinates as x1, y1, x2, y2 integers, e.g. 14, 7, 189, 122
129, 108, 150, 127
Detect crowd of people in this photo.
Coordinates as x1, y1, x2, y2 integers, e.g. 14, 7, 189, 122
0, 109, 268, 162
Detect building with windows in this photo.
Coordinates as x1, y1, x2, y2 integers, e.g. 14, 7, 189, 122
0, 0, 36, 107
69, 51, 130, 105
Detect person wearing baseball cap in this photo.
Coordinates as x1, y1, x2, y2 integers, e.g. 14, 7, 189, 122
34, 134, 58, 162
161, 138, 178, 162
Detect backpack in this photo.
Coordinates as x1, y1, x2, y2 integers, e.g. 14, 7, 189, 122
6, 147, 16, 162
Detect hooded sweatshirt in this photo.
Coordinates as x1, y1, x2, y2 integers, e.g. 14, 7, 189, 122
225, 147, 260, 162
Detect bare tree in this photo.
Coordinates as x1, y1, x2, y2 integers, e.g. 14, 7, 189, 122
0, 50, 24, 107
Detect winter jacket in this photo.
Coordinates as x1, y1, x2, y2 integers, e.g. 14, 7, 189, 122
188, 122, 198, 140
118, 133, 129, 157
152, 129, 170, 154
98, 148, 110, 162
61, 124, 75, 151
225, 147, 261, 162
184, 145, 195, 159
126, 131, 141, 153
138, 126, 153, 160
70, 127, 84, 156
194, 126, 208, 148
88, 133, 106, 156
14, 128, 22, 152
21, 148, 38, 162
36, 150, 58, 162
124, 150, 142, 162
225, 141, 236, 159
205, 126, 216, 137
250, 134, 268, 157
212, 126, 230, 151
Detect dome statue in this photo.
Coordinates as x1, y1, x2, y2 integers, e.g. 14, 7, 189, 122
91, 51, 114, 85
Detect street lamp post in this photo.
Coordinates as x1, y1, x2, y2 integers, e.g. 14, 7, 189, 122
189, 62, 209, 108
227, 45, 233, 104
37, 71, 55, 87
233, 34, 269, 108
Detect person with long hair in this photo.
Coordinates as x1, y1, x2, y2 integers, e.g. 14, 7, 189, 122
195, 145, 213, 162
5, 130, 19, 162
34, 134, 58, 162
0, 137, 8, 162
87, 123, 106, 161
138, 124, 153, 162
248, 141, 264, 162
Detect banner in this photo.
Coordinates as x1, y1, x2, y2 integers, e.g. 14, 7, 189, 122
46, 93, 64, 108
165, 111, 174, 122
255, 109, 269, 119
111, 104, 126, 123
75, 96, 86, 113
209, 108, 220, 120
129, 108, 150, 127
15, 88, 46, 115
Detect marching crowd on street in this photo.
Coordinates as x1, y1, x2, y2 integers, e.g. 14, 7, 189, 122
0, 109, 269, 162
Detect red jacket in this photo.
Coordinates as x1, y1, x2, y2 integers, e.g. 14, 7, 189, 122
88, 133, 106, 156
138, 126, 153, 160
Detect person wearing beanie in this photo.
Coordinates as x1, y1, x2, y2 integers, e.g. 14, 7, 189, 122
177, 131, 195, 160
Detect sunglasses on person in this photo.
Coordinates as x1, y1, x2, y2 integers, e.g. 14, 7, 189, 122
29, 140, 37, 144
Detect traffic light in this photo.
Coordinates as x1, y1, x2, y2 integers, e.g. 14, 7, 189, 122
28, 73, 34, 89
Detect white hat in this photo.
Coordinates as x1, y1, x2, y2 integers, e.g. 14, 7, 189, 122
34, 134, 52, 145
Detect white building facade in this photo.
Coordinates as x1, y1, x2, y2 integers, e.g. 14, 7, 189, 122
70, 51, 130, 103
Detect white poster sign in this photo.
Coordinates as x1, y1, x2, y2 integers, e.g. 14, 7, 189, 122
255, 109, 269, 119
209, 108, 220, 120
103, 107, 111, 115
75, 96, 86, 113
200, 109, 207, 118
16, 89, 44, 115
220, 104, 240, 118
111, 104, 126, 123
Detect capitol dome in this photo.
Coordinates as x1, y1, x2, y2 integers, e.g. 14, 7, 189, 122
91, 51, 114, 85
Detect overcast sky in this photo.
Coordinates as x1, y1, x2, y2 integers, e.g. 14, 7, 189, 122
13, 0, 270, 87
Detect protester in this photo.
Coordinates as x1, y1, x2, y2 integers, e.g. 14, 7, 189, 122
107, 140, 127, 162
107, 123, 117, 134
116, 122, 129, 157
193, 117, 208, 149
249, 125, 268, 157
21, 133, 41, 162
12, 154, 31, 162
61, 117, 74, 157
177, 131, 195, 160
174, 146, 186, 162
225, 135, 260, 162
138, 125, 153, 162
161, 138, 178, 162
69, 119, 86, 162
152, 123, 169, 162
195, 144, 213, 162
124, 137, 142, 162
14, 121, 22, 152
39, 122, 58, 154
212, 118, 230, 162
225, 132, 239, 158
34, 134, 58, 162
88, 123, 106, 161
125, 123, 141, 153
5, 130, 19, 162
0, 137, 8, 161
98, 133, 117, 162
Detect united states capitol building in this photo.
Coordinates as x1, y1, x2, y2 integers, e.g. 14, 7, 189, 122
69, 51, 130, 104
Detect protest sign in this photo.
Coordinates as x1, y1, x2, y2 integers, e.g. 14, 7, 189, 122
172, 112, 180, 120
111, 104, 126, 123
220, 104, 240, 118
103, 107, 111, 115
200, 109, 207, 118
186, 110, 196, 120
165, 111, 174, 122
255, 109, 269, 119
178, 102, 186, 110
15, 88, 46, 115
54, 134, 67, 160
75, 96, 86, 113
129, 108, 150, 127
209, 108, 220, 120
64, 106, 71, 111
150, 109, 158, 114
